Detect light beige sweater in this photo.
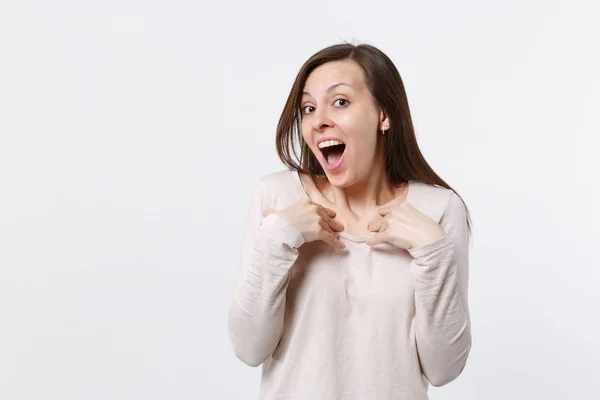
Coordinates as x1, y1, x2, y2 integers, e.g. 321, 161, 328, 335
228, 169, 471, 400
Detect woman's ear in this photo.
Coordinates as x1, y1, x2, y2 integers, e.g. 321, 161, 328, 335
379, 110, 390, 131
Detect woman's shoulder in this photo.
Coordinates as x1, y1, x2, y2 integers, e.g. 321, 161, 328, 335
411, 178, 457, 198
253, 169, 304, 208
408, 180, 456, 224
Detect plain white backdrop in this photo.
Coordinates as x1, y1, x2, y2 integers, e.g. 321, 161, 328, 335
1, 0, 598, 399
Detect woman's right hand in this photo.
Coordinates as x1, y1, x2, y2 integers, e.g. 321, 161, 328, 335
262, 199, 346, 249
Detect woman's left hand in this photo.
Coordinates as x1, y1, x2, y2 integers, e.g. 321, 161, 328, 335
365, 202, 446, 249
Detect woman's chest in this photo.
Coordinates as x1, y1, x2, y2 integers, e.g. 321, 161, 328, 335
286, 241, 416, 308
331, 209, 381, 236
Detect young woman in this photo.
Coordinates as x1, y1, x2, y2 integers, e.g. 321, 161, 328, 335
228, 42, 473, 400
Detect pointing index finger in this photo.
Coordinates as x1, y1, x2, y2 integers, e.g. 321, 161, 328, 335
377, 207, 392, 216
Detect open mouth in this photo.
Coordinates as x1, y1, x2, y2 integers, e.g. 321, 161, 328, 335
321, 143, 346, 166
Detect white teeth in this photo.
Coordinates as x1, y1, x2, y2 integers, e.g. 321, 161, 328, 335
318, 139, 344, 149
327, 154, 335, 164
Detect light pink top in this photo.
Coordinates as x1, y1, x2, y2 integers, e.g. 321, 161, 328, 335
228, 169, 471, 400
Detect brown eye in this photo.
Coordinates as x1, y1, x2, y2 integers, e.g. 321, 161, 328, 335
302, 105, 315, 114
334, 99, 349, 107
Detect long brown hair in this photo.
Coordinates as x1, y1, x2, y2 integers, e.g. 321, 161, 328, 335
275, 42, 472, 238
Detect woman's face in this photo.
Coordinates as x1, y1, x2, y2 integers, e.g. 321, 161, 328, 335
301, 60, 388, 187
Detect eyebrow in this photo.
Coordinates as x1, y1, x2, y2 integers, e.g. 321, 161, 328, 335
302, 82, 352, 97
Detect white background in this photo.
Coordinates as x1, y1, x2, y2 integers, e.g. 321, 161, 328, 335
1, 0, 598, 399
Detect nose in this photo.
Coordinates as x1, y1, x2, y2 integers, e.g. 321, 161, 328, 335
311, 108, 334, 132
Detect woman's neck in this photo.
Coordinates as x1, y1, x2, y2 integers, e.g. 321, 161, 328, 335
316, 166, 407, 220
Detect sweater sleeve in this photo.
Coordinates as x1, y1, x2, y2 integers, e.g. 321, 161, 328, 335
227, 180, 305, 367
407, 191, 472, 387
